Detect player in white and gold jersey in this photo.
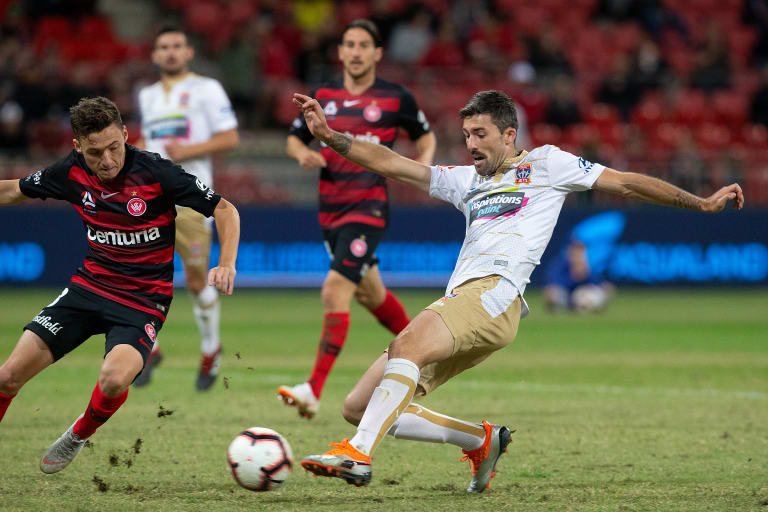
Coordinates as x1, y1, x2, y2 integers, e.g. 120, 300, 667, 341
135, 26, 239, 390
292, 90, 744, 491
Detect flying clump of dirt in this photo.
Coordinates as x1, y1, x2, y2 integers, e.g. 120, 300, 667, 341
92, 475, 109, 492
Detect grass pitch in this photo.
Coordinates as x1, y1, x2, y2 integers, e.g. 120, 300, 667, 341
0, 287, 766, 511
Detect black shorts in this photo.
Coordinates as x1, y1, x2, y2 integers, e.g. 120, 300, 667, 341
323, 223, 384, 284
23, 285, 163, 366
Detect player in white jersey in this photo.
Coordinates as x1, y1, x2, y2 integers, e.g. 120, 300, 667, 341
292, 90, 744, 491
135, 26, 239, 390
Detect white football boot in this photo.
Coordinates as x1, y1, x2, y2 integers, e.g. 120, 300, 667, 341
277, 382, 319, 419
461, 420, 513, 493
40, 415, 86, 474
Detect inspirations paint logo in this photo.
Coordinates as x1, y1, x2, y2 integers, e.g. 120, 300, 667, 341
469, 188, 528, 224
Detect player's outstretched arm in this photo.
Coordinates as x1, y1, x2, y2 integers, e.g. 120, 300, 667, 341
293, 93, 432, 193
593, 168, 744, 213
209, 198, 240, 296
0, 179, 28, 206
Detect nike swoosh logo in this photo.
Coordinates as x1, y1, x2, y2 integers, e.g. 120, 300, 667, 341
42, 457, 64, 465
343, 100, 361, 107
101, 192, 119, 199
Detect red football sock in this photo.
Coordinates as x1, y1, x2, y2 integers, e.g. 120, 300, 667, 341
73, 382, 128, 439
0, 391, 16, 422
370, 289, 410, 334
307, 312, 350, 399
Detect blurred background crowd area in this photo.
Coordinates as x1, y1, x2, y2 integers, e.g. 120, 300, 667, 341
1, 0, 768, 206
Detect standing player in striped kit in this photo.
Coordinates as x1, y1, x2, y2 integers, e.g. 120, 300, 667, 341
135, 26, 239, 390
278, 19, 436, 419
0, 97, 240, 473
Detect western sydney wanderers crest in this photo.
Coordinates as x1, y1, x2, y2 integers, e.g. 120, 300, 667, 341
350, 237, 368, 257
144, 323, 157, 342
514, 163, 532, 185
363, 103, 382, 123
127, 193, 147, 217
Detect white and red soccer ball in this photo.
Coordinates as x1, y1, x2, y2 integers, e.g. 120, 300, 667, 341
227, 427, 293, 492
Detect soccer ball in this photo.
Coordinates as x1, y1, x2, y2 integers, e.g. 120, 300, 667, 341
227, 427, 293, 492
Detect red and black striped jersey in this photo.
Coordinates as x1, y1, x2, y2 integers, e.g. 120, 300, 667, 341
19, 146, 221, 321
289, 78, 430, 229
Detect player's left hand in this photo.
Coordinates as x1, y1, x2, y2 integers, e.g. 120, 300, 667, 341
702, 183, 744, 212
208, 265, 236, 295
164, 140, 193, 162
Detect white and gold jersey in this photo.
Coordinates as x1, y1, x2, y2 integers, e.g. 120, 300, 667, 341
429, 145, 605, 315
138, 74, 237, 187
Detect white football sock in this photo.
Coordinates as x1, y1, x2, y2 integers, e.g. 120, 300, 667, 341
350, 358, 419, 456
192, 285, 220, 355
388, 404, 486, 451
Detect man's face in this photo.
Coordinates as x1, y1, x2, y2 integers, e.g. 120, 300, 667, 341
152, 32, 193, 76
73, 124, 128, 183
462, 114, 517, 176
338, 28, 382, 80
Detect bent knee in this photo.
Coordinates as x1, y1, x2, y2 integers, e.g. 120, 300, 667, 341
354, 289, 382, 310
98, 370, 132, 396
341, 397, 365, 426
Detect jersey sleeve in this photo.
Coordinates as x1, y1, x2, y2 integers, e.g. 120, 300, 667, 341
429, 165, 474, 210
202, 80, 238, 134
153, 155, 222, 216
288, 88, 316, 144
546, 146, 606, 192
398, 87, 431, 140
18, 154, 73, 201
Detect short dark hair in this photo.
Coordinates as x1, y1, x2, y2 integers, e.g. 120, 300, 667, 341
154, 25, 188, 47
69, 97, 123, 139
341, 19, 382, 48
459, 90, 518, 135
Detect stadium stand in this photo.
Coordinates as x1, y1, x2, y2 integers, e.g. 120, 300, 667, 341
0, 0, 766, 205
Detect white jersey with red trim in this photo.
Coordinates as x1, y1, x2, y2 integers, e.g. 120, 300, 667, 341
138, 73, 237, 187
429, 144, 606, 315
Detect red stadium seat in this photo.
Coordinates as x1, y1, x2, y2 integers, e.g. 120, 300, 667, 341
631, 97, 666, 128
713, 91, 749, 127
673, 91, 713, 126
33, 16, 74, 55
184, 1, 226, 36
610, 23, 642, 54
78, 16, 114, 40
649, 122, 686, 151
530, 123, 562, 147
585, 103, 622, 147
728, 27, 757, 69
694, 122, 732, 151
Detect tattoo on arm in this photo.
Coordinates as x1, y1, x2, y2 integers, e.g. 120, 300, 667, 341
673, 191, 701, 211
328, 132, 353, 155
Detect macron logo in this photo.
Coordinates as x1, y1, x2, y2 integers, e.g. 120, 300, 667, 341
33, 314, 63, 335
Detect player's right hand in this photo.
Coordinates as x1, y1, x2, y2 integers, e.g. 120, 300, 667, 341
297, 148, 327, 170
293, 93, 332, 142
208, 265, 236, 296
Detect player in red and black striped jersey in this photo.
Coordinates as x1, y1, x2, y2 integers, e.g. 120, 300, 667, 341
0, 97, 240, 474
279, 19, 437, 419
